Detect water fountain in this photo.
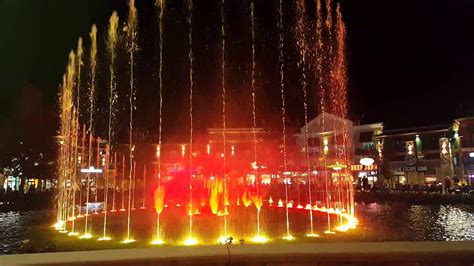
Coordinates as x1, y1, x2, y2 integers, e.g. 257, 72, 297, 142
54, 0, 358, 247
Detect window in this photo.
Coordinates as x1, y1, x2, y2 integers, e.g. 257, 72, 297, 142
359, 131, 374, 143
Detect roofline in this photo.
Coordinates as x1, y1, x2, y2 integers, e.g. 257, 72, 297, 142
353, 122, 383, 129
375, 128, 449, 139
456, 117, 474, 121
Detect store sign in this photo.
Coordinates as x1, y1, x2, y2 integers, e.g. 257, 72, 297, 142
350, 164, 378, 171
393, 165, 428, 172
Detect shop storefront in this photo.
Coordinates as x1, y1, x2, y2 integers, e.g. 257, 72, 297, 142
350, 164, 378, 185
390, 160, 439, 186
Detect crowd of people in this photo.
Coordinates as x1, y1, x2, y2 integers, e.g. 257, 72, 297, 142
0, 186, 53, 211
356, 176, 473, 194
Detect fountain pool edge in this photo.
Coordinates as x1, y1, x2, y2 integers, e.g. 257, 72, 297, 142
2, 241, 474, 265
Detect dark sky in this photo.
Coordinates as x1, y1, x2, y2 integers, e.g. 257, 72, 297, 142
1, 0, 474, 135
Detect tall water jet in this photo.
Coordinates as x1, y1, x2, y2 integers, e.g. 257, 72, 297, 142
69, 108, 79, 236
106, 10, 120, 226
78, 125, 86, 218
185, 0, 197, 245
94, 137, 100, 215
66, 51, 78, 234
71, 38, 83, 234
56, 76, 66, 231
75, 38, 84, 219
52, 0, 359, 246
111, 152, 117, 212
334, 4, 353, 218
124, 0, 138, 243
132, 160, 137, 210
99, 144, 111, 241
295, 0, 317, 237
120, 154, 126, 212
88, 25, 97, 140
153, 0, 165, 245
82, 24, 97, 239
314, 0, 332, 234
107, 11, 120, 216
248, 0, 265, 243
107, 12, 119, 148
220, 0, 228, 239
141, 165, 146, 209
56, 51, 76, 233
277, 0, 292, 241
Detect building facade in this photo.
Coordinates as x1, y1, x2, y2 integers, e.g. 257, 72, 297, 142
374, 118, 474, 188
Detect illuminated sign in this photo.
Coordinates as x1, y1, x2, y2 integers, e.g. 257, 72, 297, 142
393, 165, 428, 172
350, 164, 378, 171
360, 157, 375, 166
80, 167, 103, 174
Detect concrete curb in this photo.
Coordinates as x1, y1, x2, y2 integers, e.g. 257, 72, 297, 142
2, 241, 474, 265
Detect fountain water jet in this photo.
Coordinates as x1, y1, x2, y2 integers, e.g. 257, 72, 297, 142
53, 0, 359, 246
111, 152, 118, 212
82, 24, 97, 238
185, 0, 197, 245
295, 0, 318, 238
153, 0, 165, 244
106, 11, 119, 218
219, 0, 229, 240
277, 0, 292, 241
124, 0, 138, 243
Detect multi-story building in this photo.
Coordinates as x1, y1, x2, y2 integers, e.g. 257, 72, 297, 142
374, 118, 474, 188
294, 112, 383, 185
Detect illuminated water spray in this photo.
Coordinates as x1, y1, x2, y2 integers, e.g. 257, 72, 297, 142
82, 24, 97, 239
334, 4, 354, 219
75, 38, 84, 219
71, 38, 83, 234
111, 152, 117, 212
124, 0, 138, 244
314, 0, 332, 234
277, 0, 292, 241
132, 160, 137, 210
68, 53, 79, 236
120, 154, 126, 212
52, 0, 358, 245
101, 12, 119, 237
69, 108, 79, 236
99, 144, 111, 241
56, 51, 76, 233
94, 137, 100, 215
249, 0, 265, 243
152, 0, 165, 245
141, 165, 147, 209
78, 125, 86, 218
185, 0, 197, 245
295, 0, 317, 237
220, 0, 229, 239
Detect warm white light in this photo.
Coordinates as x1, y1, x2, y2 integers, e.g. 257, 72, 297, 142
360, 157, 374, 166
183, 238, 198, 246
80, 166, 103, 174
150, 239, 165, 245
156, 145, 161, 158
251, 235, 268, 243
251, 162, 258, 170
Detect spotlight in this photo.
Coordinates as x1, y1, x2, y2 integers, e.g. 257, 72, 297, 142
225, 236, 233, 245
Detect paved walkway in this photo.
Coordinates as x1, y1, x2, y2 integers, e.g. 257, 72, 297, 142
2, 241, 474, 265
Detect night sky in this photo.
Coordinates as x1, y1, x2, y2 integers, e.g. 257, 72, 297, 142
2, 0, 474, 139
